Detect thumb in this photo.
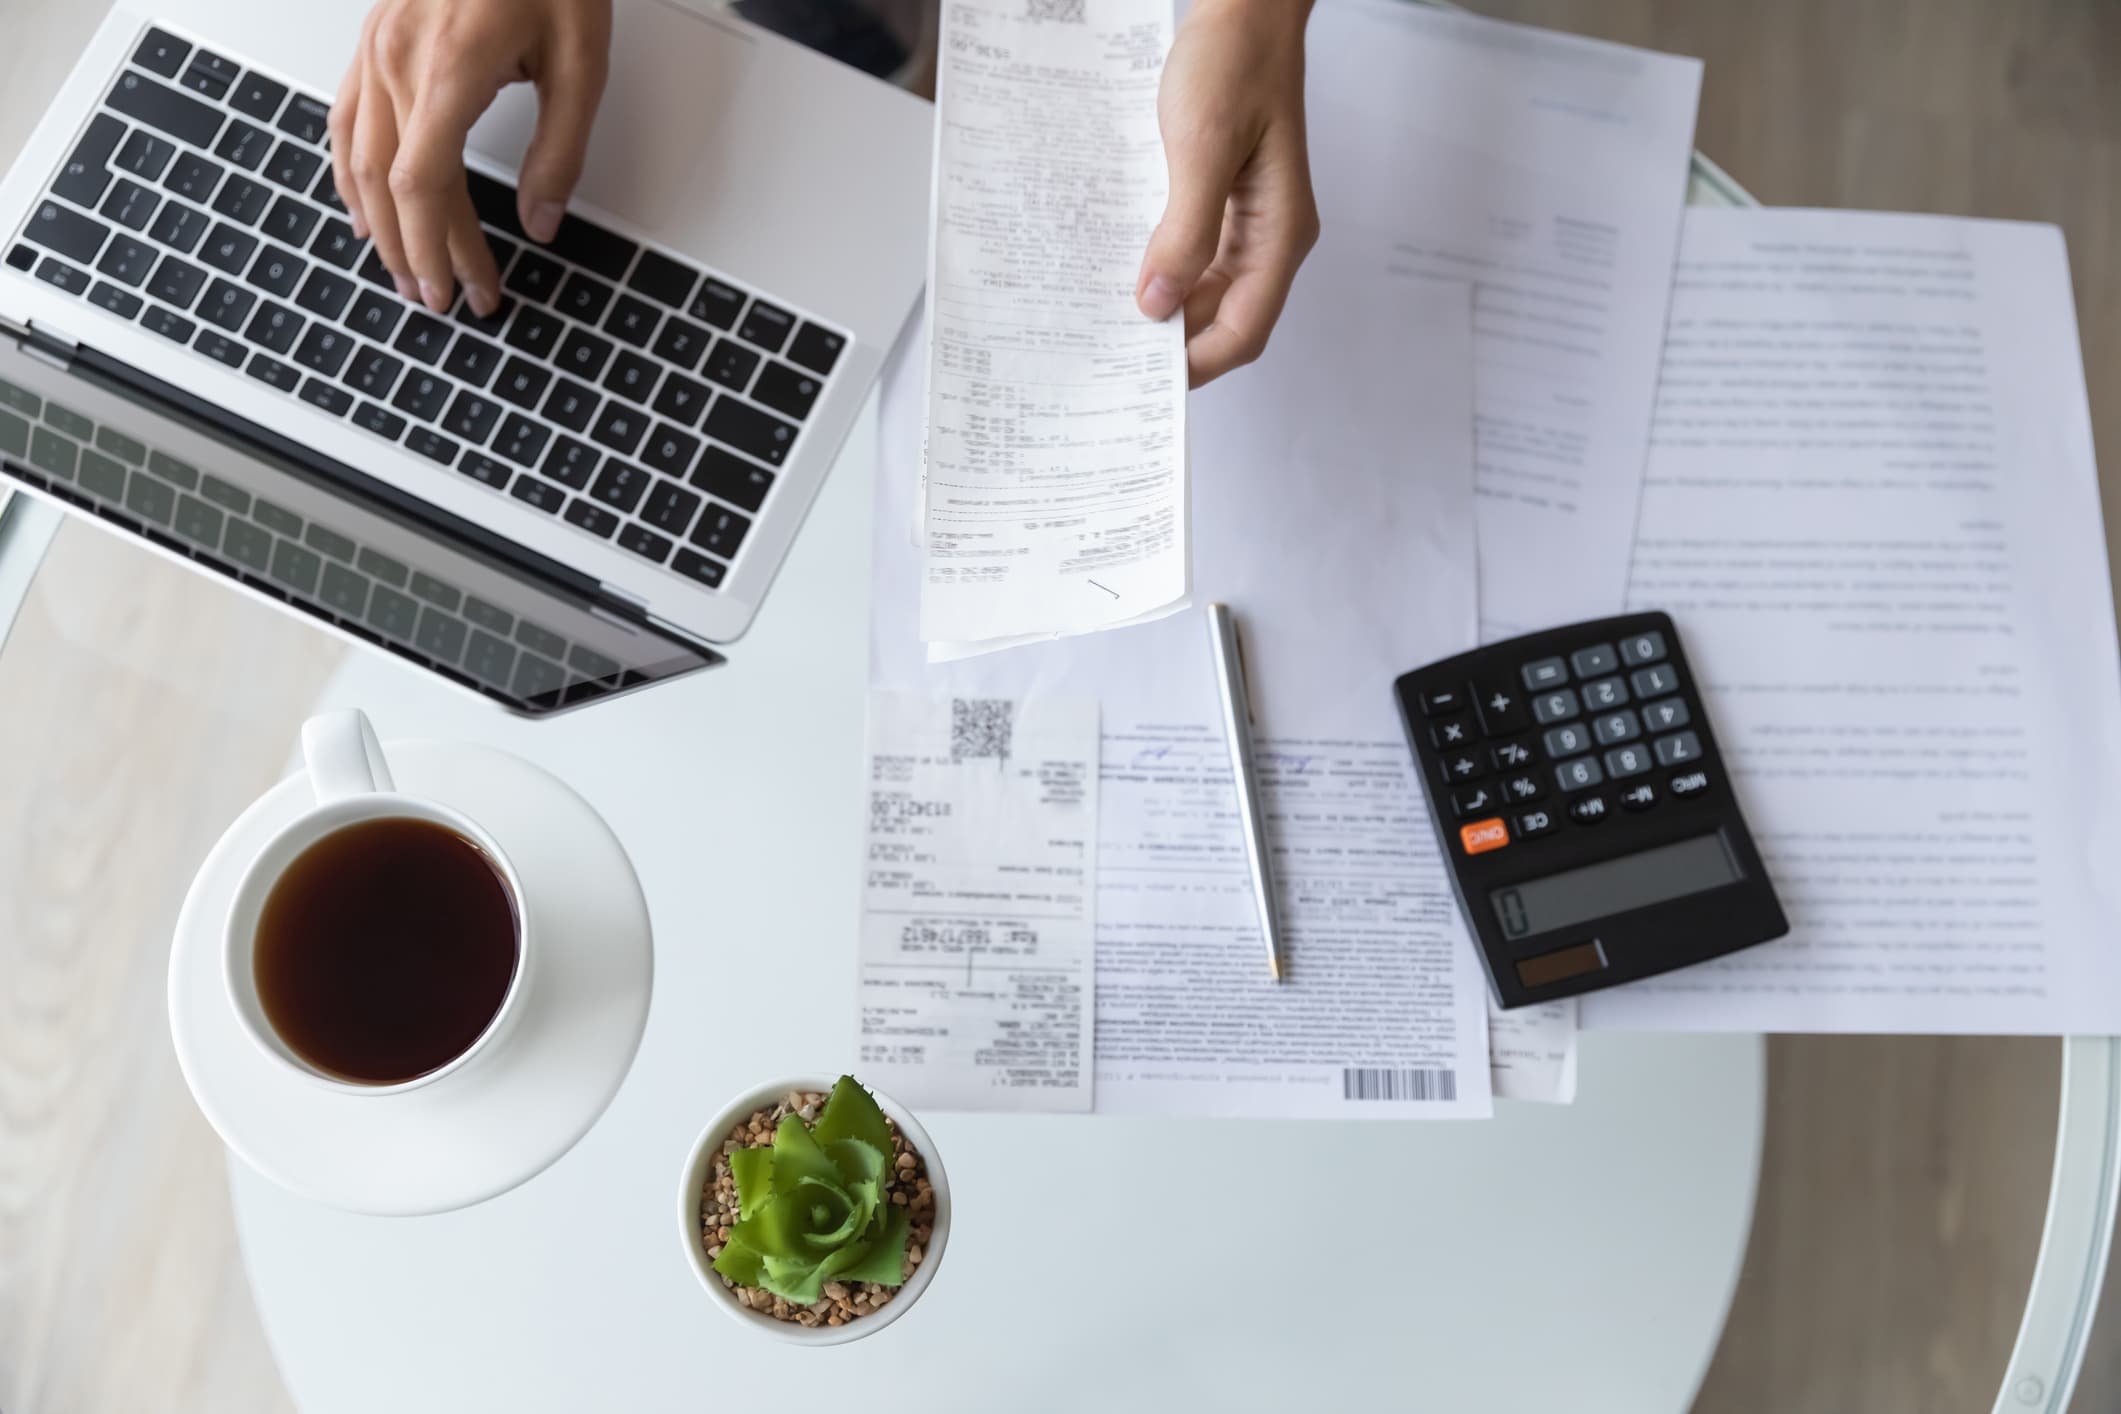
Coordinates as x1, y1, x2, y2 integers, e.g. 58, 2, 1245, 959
517, 51, 607, 243
1137, 132, 1245, 322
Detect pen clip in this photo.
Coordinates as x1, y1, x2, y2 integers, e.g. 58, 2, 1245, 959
1231, 618, 1258, 729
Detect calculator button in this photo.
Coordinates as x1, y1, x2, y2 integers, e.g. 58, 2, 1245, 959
1670, 768, 1711, 798
1542, 723, 1590, 758
1571, 643, 1618, 677
1514, 807, 1557, 839
1631, 664, 1679, 698
1490, 740, 1533, 770
1430, 715, 1473, 748
1472, 680, 1528, 735
1619, 630, 1668, 666
1419, 683, 1466, 716
1459, 818, 1510, 855
1592, 710, 1640, 745
1569, 794, 1611, 824
1642, 698, 1691, 732
1502, 773, 1544, 803
1653, 730, 1703, 767
1581, 676, 1628, 710
1521, 657, 1569, 690
1604, 744, 1652, 778
1450, 783, 1498, 818
1555, 757, 1604, 792
1620, 782, 1658, 810
1437, 751, 1483, 785
1531, 688, 1580, 724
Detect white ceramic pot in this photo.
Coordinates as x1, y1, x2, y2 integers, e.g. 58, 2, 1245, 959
677, 1076, 951, 1346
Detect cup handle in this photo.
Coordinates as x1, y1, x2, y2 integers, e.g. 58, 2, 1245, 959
303, 709, 394, 802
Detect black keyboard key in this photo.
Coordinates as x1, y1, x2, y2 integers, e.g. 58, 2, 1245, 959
556, 328, 613, 380
483, 234, 519, 277
100, 178, 159, 232
492, 413, 549, 466
603, 350, 658, 405
263, 141, 324, 195
650, 315, 712, 370
463, 168, 527, 241
705, 397, 795, 466
548, 216, 635, 282
691, 445, 774, 512
297, 377, 353, 417
670, 547, 726, 589
604, 293, 659, 347
555, 271, 613, 323
345, 345, 404, 399
109, 71, 223, 149
691, 503, 752, 560
689, 278, 744, 329
458, 451, 512, 488
441, 389, 501, 443
96, 234, 157, 287
737, 301, 793, 352
787, 322, 845, 376
246, 245, 304, 297
214, 118, 272, 172
751, 360, 820, 421
148, 200, 209, 254
651, 372, 711, 427
617, 522, 673, 563
641, 423, 700, 479
294, 265, 355, 319
358, 247, 394, 289
454, 291, 513, 338
293, 324, 353, 377
116, 130, 176, 181
627, 249, 696, 307
504, 249, 564, 303
542, 376, 598, 430
310, 217, 359, 269
211, 176, 270, 225
393, 311, 453, 364
541, 437, 598, 489
245, 300, 303, 354
503, 304, 563, 358
492, 357, 550, 410
312, 166, 345, 213
25, 200, 108, 264
589, 402, 645, 456
392, 370, 449, 421
641, 479, 700, 536
54, 113, 124, 206
5, 245, 33, 273
146, 254, 206, 307
198, 277, 256, 331
405, 427, 459, 465
279, 94, 331, 146
142, 305, 196, 344
134, 28, 191, 79
509, 476, 566, 514
199, 222, 258, 275
441, 334, 502, 387
180, 50, 240, 101
352, 401, 406, 439
702, 337, 758, 391
194, 328, 245, 367
163, 151, 223, 203
589, 460, 648, 513
563, 498, 617, 538
346, 289, 404, 342
87, 281, 143, 320
32, 256, 88, 295
230, 72, 290, 123
263, 194, 319, 246
245, 351, 299, 392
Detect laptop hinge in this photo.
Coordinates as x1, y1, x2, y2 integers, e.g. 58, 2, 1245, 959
598, 580, 652, 616
4, 316, 78, 372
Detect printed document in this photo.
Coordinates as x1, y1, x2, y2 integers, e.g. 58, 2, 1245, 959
1583, 208, 2121, 1034
920, 0, 1189, 656
859, 691, 1100, 1111
1307, 0, 1701, 639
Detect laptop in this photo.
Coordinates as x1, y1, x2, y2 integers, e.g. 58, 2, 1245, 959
0, 0, 930, 714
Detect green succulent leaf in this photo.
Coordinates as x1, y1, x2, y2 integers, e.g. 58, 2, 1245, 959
830, 1203, 911, 1287
711, 1233, 765, 1287
814, 1076, 892, 1157
825, 1137, 884, 1233
770, 1114, 843, 1194
729, 1145, 775, 1221
759, 1250, 829, 1305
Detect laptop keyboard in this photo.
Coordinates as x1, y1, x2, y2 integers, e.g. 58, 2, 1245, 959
7, 25, 850, 596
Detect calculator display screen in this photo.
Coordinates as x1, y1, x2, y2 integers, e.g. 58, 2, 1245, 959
1491, 832, 1743, 940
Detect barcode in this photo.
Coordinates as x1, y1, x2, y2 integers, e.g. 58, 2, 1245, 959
1342, 1067, 1457, 1102
950, 697, 1014, 762
1026, 0, 1086, 20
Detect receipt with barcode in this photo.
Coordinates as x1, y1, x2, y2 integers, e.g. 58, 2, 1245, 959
858, 690, 1099, 1110
918, 0, 1190, 658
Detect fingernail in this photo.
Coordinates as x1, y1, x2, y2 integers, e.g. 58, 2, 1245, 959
419, 279, 448, 312
469, 285, 499, 318
350, 212, 368, 240
527, 202, 564, 243
1140, 275, 1183, 321
393, 274, 419, 303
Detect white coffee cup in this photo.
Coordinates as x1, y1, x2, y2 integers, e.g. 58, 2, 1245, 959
224, 709, 534, 1095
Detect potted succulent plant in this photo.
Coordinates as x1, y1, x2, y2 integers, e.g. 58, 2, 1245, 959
678, 1075, 949, 1344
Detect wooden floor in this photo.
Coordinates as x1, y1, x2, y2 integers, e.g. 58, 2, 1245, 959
0, 1, 2116, 1412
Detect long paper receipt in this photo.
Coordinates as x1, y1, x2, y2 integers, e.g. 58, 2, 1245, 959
859, 691, 1100, 1111
920, 0, 1189, 656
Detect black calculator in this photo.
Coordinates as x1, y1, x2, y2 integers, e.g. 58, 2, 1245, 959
1392, 612, 1788, 1008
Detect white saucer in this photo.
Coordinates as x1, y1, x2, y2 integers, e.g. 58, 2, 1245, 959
168, 741, 653, 1217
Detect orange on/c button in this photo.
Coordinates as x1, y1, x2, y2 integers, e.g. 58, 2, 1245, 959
1459, 818, 1510, 855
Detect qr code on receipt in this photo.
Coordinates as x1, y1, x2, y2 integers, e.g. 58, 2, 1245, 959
1025, 0, 1085, 21
950, 698, 1015, 762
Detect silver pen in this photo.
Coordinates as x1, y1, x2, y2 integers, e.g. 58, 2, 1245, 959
1206, 602, 1287, 982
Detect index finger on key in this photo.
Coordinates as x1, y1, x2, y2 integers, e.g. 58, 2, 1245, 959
393, 73, 499, 312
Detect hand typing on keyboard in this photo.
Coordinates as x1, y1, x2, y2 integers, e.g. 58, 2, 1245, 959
329, 0, 612, 318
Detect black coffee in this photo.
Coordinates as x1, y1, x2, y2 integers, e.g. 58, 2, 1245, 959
255, 817, 519, 1084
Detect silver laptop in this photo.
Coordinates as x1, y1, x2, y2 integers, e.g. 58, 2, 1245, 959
0, 0, 930, 713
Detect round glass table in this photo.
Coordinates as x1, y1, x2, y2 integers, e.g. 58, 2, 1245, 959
0, 138, 2114, 1414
